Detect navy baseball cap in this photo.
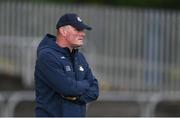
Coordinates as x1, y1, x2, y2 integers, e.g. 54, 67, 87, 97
56, 13, 92, 30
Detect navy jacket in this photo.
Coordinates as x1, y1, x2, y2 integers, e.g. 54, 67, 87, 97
34, 34, 99, 117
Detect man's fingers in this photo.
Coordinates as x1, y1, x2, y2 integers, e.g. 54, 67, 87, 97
65, 96, 77, 101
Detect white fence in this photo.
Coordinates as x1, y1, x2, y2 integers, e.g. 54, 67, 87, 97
1, 91, 180, 117
0, 1, 180, 117
0, 1, 180, 92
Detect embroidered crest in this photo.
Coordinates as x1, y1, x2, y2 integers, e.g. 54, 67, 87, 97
65, 66, 71, 71
79, 65, 84, 71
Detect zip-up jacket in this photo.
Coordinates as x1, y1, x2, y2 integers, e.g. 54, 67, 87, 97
34, 34, 99, 117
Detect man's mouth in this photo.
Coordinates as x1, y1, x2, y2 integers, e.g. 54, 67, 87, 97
78, 38, 83, 40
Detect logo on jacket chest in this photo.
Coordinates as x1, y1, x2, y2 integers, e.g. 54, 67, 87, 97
65, 65, 71, 72
64, 65, 84, 72
79, 65, 84, 72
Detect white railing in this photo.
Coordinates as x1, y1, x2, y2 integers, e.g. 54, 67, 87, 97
0, 1, 180, 92
1, 91, 180, 116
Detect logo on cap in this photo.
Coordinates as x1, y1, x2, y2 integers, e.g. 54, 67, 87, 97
77, 17, 82, 22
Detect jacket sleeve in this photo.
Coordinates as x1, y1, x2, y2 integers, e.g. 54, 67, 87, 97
76, 65, 99, 104
36, 51, 90, 96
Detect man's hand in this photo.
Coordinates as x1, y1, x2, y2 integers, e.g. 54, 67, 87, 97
62, 95, 77, 101
64, 96, 77, 101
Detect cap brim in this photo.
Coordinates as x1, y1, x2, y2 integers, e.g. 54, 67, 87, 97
72, 22, 92, 31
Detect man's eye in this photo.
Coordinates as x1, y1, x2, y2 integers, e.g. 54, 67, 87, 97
77, 29, 83, 32
72, 28, 77, 31
73, 28, 81, 32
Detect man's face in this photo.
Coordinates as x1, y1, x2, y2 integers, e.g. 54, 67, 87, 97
64, 25, 86, 48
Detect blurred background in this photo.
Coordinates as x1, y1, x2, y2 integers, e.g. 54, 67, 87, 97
0, 0, 180, 117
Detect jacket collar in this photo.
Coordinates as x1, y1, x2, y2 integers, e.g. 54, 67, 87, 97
37, 34, 78, 57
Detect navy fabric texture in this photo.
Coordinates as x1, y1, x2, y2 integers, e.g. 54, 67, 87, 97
34, 34, 99, 117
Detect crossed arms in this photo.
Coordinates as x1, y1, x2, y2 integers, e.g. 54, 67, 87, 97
37, 51, 99, 104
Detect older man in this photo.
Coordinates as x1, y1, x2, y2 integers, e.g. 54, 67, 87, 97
34, 13, 99, 117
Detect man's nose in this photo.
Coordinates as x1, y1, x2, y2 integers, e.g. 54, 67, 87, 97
80, 31, 86, 36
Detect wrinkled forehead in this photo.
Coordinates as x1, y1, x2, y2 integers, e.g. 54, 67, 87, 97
60, 25, 76, 30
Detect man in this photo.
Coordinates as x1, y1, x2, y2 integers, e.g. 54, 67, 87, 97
34, 13, 99, 117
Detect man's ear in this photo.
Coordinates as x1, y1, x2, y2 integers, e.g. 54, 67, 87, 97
59, 27, 67, 36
